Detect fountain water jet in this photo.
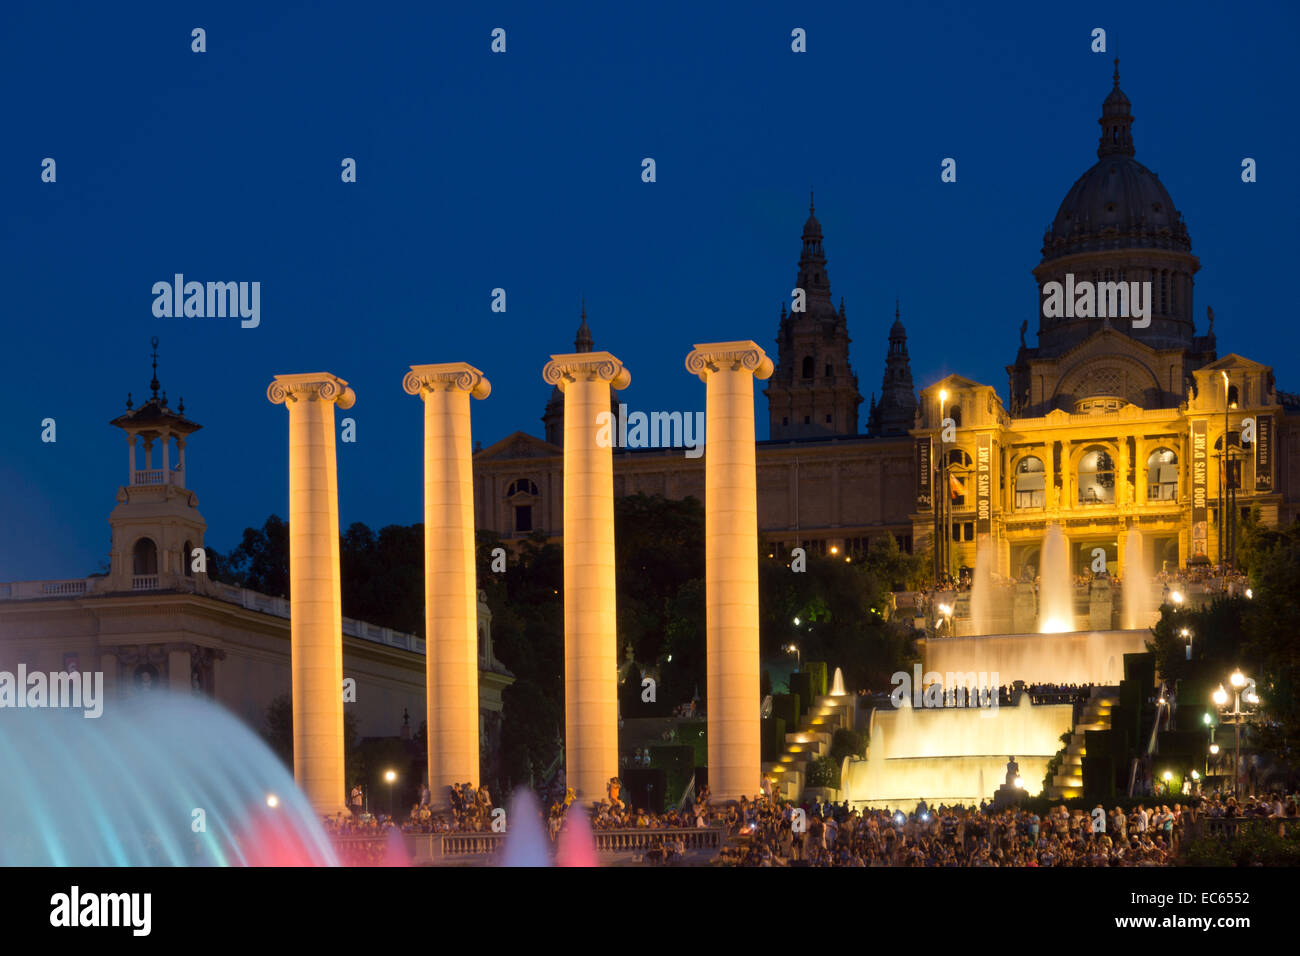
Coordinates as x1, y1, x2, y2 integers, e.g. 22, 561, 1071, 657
968, 537, 996, 636
555, 803, 599, 867
830, 668, 846, 696
1038, 523, 1074, 633
1122, 528, 1153, 630
0, 693, 337, 866
500, 788, 550, 866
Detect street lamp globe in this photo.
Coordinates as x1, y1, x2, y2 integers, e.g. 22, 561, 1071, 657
1230, 670, 1247, 690
1212, 686, 1229, 707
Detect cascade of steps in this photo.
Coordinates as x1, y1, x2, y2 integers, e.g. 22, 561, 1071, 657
763, 694, 855, 801
1047, 687, 1119, 800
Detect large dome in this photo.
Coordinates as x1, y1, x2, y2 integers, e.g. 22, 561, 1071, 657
1040, 61, 1191, 263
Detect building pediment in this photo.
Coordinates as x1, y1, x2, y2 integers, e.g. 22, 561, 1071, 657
1198, 352, 1270, 374
474, 431, 560, 461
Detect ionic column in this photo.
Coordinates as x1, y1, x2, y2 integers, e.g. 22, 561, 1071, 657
685, 341, 774, 803
267, 373, 356, 816
403, 363, 491, 808
542, 351, 631, 801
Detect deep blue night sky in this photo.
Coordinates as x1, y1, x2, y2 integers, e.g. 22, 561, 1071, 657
2, 1, 1296, 581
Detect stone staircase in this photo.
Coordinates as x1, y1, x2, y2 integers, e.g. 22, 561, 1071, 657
764, 693, 856, 801
1047, 687, 1119, 800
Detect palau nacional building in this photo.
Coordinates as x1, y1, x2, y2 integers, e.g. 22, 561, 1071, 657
475, 64, 1300, 581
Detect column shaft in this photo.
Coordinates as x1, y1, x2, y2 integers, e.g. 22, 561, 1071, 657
543, 352, 630, 802
269, 374, 355, 816
405, 364, 490, 809
687, 342, 773, 803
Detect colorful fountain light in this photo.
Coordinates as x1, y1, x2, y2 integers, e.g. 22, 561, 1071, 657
0, 691, 337, 866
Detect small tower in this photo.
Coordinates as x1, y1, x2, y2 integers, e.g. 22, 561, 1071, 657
868, 301, 919, 437
106, 338, 207, 592
543, 301, 597, 444
764, 192, 863, 438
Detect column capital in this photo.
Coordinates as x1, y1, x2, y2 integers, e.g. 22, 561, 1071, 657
267, 373, 356, 409
685, 341, 774, 382
403, 363, 491, 400
542, 350, 631, 391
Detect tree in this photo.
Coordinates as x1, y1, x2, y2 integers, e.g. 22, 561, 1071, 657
614, 494, 705, 665
212, 515, 290, 596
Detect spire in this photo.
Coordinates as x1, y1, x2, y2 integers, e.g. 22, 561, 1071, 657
575, 299, 593, 352
870, 301, 918, 437
1098, 57, 1135, 158
149, 336, 161, 401
797, 194, 830, 309
809, 186, 815, 216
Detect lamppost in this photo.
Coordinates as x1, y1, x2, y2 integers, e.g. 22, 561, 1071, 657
1212, 671, 1258, 797
1180, 627, 1192, 661
785, 640, 801, 672
384, 769, 397, 818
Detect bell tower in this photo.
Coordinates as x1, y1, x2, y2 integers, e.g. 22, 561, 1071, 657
106, 338, 208, 592
764, 192, 862, 439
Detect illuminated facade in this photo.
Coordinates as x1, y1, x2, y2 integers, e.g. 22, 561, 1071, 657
476, 65, 1300, 581
913, 64, 1293, 580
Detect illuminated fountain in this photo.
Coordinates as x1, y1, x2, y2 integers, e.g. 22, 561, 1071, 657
501, 787, 551, 867
1037, 522, 1074, 633
830, 667, 846, 696
0, 693, 337, 866
1122, 528, 1155, 630
555, 804, 598, 867
968, 536, 996, 636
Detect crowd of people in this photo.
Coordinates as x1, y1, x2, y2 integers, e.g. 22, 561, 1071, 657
714, 795, 1191, 867
321, 773, 1299, 866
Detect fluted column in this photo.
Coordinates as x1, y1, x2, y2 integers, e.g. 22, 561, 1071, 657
686, 341, 774, 803
542, 351, 631, 801
267, 372, 356, 816
403, 363, 491, 808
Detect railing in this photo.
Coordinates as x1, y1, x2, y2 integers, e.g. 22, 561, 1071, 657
441, 832, 505, 856
43, 580, 88, 595
132, 575, 159, 591
0, 579, 95, 600
595, 827, 723, 853
133, 470, 164, 485
434, 826, 725, 858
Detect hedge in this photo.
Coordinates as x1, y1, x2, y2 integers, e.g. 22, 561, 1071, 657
761, 716, 787, 762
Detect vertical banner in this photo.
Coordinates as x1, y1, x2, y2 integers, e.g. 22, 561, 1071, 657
916, 437, 932, 510
976, 434, 992, 537
1255, 414, 1273, 492
1191, 420, 1208, 561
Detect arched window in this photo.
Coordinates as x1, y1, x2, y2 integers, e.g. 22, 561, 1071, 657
1146, 448, 1178, 501
1015, 456, 1045, 509
184, 540, 194, 577
824, 363, 832, 377
1227, 384, 1239, 407
948, 405, 962, 427
801, 356, 814, 379
1077, 447, 1115, 505
132, 538, 158, 575
506, 478, 539, 497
